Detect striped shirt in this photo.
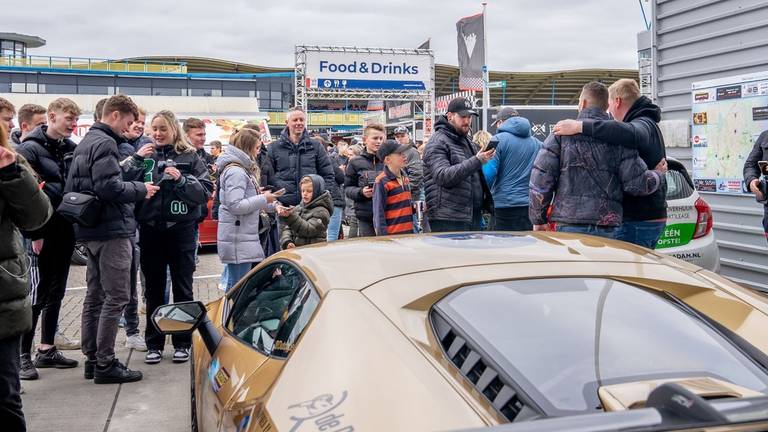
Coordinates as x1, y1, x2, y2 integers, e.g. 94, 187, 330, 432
373, 166, 415, 236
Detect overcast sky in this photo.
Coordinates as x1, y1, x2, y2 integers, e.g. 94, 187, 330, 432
5, 0, 648, 72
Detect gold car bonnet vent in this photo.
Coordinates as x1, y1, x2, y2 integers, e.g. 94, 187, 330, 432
432, 313, 540, 422
598, 377, 763, 411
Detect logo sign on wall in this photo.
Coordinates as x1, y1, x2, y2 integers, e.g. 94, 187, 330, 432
304, 50, 432, 91
385, 101, 413, 122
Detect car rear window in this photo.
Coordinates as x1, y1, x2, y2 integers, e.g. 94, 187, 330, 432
434, 278, 768, 415
666, 169, 694, 200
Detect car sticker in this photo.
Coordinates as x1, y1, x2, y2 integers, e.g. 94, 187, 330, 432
656, 205, 697, 249
208, 358, 230, 394
287, 392, 354, 432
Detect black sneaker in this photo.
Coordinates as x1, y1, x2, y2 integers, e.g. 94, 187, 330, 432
34, 347, 79, 369
19, 354, 39, 380
144, 349, 162, 364
84, 359, 96, 380
93, 359, 143, 384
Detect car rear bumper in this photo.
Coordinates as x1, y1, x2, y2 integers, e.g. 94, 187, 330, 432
660, 232, 720, 273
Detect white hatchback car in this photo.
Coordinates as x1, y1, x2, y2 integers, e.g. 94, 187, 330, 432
656, 158, 720, 272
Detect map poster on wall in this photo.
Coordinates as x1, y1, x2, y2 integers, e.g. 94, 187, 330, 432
691, 71, 768, 194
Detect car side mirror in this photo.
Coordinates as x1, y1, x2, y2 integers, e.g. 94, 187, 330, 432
152, 301, 207, 334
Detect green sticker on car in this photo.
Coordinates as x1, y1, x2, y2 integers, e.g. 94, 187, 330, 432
656, 223, 696, 249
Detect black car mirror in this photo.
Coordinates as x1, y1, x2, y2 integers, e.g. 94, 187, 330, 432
152, 301, 207, 334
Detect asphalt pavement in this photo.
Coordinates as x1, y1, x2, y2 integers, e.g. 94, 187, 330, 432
22, 248, 223, 432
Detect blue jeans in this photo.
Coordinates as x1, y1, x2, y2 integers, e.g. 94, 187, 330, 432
327, 206, 343, 241
225, 263, 254, 292
557, 224, 618, 239
617, 220, 666, 249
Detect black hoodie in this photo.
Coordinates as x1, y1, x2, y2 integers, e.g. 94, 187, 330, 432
581, 96, 667, 221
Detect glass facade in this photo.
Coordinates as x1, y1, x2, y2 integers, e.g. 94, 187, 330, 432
0, 40, 26, 58
0, 71, 292, 107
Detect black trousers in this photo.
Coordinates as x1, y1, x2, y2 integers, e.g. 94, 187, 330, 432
21, 221, 75, 354
0, 335, 25, 432
351, 218, 375, 238
139, 223, 196, 351
493, 206, 532, 231
429, 210, 483, 233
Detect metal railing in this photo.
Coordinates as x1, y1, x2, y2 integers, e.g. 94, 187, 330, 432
0, 55, 187, 74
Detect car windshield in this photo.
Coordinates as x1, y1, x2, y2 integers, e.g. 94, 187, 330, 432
436, 278, 768, 414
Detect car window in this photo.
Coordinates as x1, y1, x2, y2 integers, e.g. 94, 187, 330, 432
227, 262, 317, 356
433, 278, 768, 415
666, 169, 694, 200
273, 280, 320, 358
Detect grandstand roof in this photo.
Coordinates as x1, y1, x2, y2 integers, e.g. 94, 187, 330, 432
127, 56, 639, 106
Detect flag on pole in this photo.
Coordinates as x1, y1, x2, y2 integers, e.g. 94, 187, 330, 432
417, 38, 431, 50
456, 12, 485, 91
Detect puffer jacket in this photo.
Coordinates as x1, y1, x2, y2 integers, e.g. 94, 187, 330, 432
422, 116, 492, 223
402, 141, 424, 195
16, 125, 77, 210
280, 174, 333, 248
482, 117, 542, 208
581, 96, 668, 221
344, 150, 384, 221
16, 126, 77, 240
216, 146, 272, 264
268, 128, 341, 207
529, 107, 664, 227
131, 144, 213, 225
0, 156, 52, 339
65, 122, 148, 241
744, 131, 768, 203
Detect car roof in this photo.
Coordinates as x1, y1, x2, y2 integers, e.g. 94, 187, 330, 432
268, 232, 703, 294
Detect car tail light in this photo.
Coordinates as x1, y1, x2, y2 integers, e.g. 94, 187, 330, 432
693, 197, 713, 239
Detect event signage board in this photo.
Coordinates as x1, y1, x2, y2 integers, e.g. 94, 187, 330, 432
304, 50, 432, 91
691, 71, 768, 194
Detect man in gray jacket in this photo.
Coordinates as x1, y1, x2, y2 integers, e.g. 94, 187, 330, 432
529, 82, 667, 239
393, 126, 423, 197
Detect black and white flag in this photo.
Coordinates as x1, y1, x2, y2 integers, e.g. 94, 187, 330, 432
456, 12, 485, 91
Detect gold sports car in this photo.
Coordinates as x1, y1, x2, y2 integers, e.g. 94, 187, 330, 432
153, 233, 768, 432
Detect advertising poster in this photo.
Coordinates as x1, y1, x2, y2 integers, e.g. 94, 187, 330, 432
303, 48, 432, 91
691, 71, 768, 194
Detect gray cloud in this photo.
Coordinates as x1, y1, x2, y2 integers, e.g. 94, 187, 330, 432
4, 0, 646, 71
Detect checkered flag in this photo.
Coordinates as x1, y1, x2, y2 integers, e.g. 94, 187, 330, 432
457, 12, 485, 92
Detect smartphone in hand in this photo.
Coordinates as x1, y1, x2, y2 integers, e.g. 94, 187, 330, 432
272, 188, 286, 197
485, 137, 500, 151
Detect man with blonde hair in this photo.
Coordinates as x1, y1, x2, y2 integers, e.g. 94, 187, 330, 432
345, 123, 387, 237
17, 98, 83, 380
553, 79, 667, 248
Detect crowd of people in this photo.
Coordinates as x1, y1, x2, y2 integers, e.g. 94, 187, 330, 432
6, 76, 768, 430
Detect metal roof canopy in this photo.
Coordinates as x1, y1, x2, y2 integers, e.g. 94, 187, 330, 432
0, 33, 46, 48
295, 45, 435, 138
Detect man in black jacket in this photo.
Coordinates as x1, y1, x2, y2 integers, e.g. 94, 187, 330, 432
554, 79, 667, 248
423, 97, 495, 232
345, 124, 386, 237
268, 107, 341, 210
744, 131, 768, 241
17, 98, 82, 380
66, 95, 159, 384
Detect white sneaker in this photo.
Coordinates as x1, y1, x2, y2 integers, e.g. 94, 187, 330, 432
54, 332, 81, 350
125, 335, 148, 352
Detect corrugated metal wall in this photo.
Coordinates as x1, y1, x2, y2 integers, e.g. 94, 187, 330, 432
652, 0, 768, 290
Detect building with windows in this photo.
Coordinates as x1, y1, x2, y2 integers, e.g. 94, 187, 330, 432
0, 33, 638, 136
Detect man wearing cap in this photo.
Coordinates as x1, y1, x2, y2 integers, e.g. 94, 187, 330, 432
393, 126, 424, 197
482, 107, 542, 231
423, 97, 495, 232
